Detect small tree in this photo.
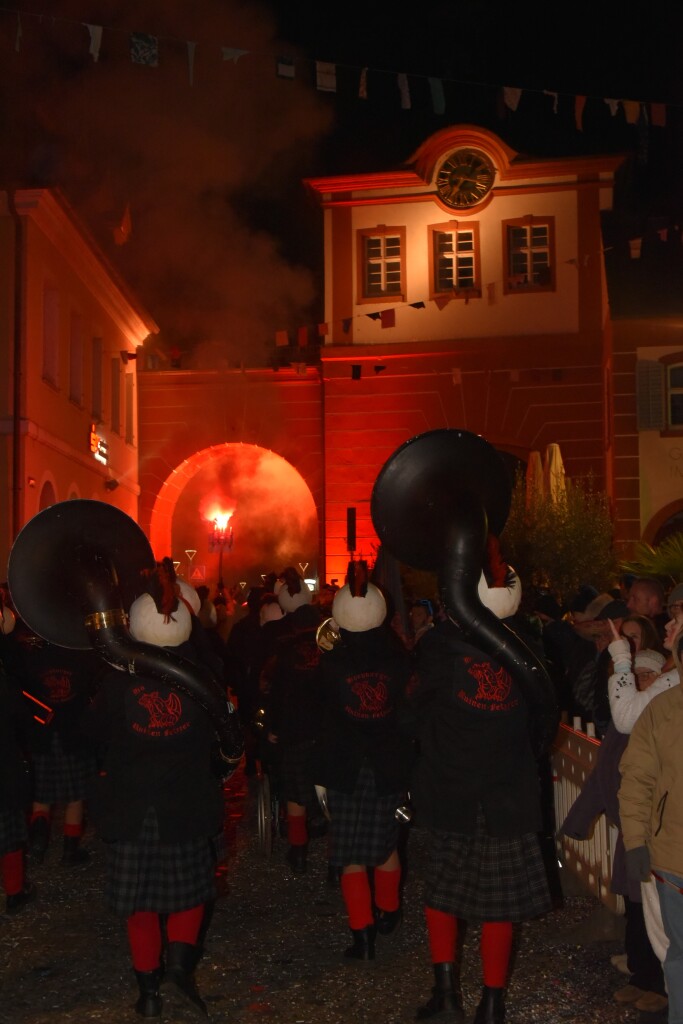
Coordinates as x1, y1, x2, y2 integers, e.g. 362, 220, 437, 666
619, 533, 683, 587
501, 471, 618, 605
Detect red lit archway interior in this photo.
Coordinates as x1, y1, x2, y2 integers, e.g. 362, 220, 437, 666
149, 444, 318, 596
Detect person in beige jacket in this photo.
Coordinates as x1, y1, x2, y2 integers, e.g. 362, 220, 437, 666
619, 625, 683, 1024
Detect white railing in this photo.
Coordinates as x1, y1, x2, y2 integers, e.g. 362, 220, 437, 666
552, 720, 624, 915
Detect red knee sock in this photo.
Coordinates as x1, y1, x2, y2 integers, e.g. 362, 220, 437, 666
1, 849, 24, 896
480, 921, 513, 987
425, 905, 458, 964
341, 871, 374, 930
63, 822, 83, 838
373, 866, 401, 912
167, 904, 205, 945
287, 814, 308, 846
127, 911, 162, 972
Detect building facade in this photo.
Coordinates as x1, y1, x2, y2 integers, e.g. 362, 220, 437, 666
0, 188, 157, 577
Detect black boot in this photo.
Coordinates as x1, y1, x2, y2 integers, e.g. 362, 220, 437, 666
375, 906, 403, 936
28, 817, 49, 863
62, 835, 91, 866
344, 925, 376, 962
162, 941, 208, 1017
285, 844, 307, 875
6, 883, 36, 915
134, 968, 162, 1018
473, 986, 506, 1024
415, 963, 464, 1020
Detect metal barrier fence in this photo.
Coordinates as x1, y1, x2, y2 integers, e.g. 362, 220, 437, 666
552, 720, 624, 915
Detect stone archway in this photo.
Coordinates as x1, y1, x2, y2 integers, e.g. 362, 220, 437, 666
644, 500, 683, 547
149, 443, 319, 594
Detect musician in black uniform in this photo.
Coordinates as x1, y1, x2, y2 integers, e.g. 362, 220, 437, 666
315, 562, 413, 961
410, 561, 558, 1024
82, 560, 227, 1019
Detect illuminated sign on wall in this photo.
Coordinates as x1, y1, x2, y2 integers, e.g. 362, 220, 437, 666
89, 423, 109, 466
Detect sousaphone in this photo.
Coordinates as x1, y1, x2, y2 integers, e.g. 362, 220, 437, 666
7, 500, 243, 773
371, 428, 558, 754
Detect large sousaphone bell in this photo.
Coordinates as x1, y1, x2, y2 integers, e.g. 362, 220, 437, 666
7, 500, 243, 774
371, 428, 558, 754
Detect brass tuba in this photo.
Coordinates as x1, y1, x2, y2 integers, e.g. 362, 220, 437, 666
6, 500, 243, 776
370, 428, 559, 755
316, 616, 341, 652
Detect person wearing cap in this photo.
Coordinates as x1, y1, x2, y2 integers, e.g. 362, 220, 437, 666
81, 558, 230, 1018
314, 561, 412, 962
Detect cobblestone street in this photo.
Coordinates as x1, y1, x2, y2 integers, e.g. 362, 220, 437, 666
0, 768, 649, 1024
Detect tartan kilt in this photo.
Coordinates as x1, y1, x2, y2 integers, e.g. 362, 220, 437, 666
327, 762, 403, 867
281, 739, 318, 807
424, 810, 552, 923
105, 808, 218, 917
0, 808, 27, 856
32, 734, 97, 804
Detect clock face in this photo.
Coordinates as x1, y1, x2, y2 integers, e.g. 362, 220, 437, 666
436, 149, 495, 209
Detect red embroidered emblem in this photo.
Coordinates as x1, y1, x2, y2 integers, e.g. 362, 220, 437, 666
138, 690, 182, 729
467, 660, 512, 703
42, 670, 72, 702
351, 679, 388, 715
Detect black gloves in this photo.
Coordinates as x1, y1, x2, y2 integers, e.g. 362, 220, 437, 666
625, 845, 651, 883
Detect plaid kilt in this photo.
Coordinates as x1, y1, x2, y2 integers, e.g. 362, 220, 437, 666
105, 808, 218, 917
327, 762, 403, 867
281, 739, 318, 807
0, 808, 27, 856
424, 809, 552, 923
32, 734, 96, 804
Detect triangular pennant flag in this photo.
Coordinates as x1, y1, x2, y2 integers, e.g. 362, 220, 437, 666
503, 86, 522, 111
222, 46, 248, 63
359, 67, 368, 99
409, 301, 426, 310
173, 561, 181, 573
84, 23, 102, 62
298, 562, 309, 574
113, 203, 132, 246
380, 309, 395, 329
297, 326, 309, 348
623, 100, 639, 124
604, 98, 620, 117
276, 56, 295, 79
187, 40, 197, 86
397, 73, 411, 109
130, 33, 159, 67
185, 549, 197, 561
366, 312, 381, 321
275, 329, 289, 347
239, 581, 247, 590
428, 77, 445, 115
575, 95, 587, 132
433, 294, 452, 310
316, 61, 336, 92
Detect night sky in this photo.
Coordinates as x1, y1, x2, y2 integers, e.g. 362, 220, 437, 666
2, 1, 682, 359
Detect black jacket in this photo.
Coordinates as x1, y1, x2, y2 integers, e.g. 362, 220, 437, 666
409, 621, 547, 837
316, 625, 414, 795
82, 641, 224, 843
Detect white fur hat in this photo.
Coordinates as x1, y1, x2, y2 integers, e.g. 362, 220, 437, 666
128, 558, 192, 648
275, 567, 312, 613
332, 582, 387, 632
477, 568, 522, 620
178, 580, 201, 616
634, 649, 666, 675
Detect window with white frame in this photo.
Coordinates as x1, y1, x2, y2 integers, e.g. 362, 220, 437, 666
504, 217, 555, 293
636, 357, 683, 433
358, 227, 405, 301
430, 222, 480, 296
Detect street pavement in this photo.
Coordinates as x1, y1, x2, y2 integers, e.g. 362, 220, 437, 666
0, 767, 650, 1024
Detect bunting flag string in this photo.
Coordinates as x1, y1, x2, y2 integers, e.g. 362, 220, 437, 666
0, 3, 674, 125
